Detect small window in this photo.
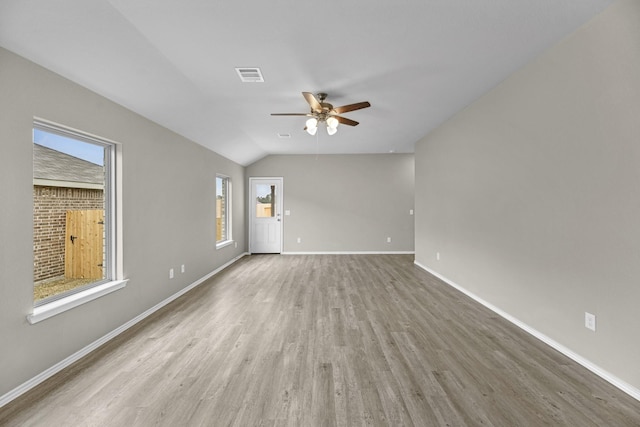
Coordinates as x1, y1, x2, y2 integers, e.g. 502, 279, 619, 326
255, 184, 276, 218
216, 175, 232, 245
33, 121, 115, 305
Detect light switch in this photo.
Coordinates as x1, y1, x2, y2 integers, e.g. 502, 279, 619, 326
285, 210, 291, 216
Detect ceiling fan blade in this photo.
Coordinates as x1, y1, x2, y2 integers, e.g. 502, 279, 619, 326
332, 101, 371, 115
334, 115, 359, 126
271, 113, 314, 116
302, 92, 323, 113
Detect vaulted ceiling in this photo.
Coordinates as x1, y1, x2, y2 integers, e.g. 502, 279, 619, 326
0, 0, 614, 165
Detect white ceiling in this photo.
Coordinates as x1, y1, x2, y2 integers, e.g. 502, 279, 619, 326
0, 0, 614, 166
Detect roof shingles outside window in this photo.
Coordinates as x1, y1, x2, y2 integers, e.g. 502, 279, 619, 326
33, 144, 104, 188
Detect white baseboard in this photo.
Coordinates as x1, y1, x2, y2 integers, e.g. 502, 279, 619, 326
414, 260, 640, 402
281, 251, 415, 255
0, 252, 249, 409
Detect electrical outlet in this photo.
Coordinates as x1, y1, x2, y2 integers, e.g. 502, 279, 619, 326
181, 264, 185, 273
585, 312, 596, 331
234, 241, 238, 248
409, 209, 414, 215
436, 252, 440, 261
169, 268, 174, 279
297, 237, 301, 243
386, 237, 392, 243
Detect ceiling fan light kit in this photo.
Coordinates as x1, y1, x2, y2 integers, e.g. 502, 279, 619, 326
272, 92, 370, 136
305, 118, 318, 135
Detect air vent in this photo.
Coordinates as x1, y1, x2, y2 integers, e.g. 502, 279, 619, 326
277, 133, 291, 139
235, 67, 264, 83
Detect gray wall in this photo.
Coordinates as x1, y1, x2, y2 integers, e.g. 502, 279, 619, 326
0, 47, 246, 397
247, 154, 415, 253
414, 0, 640, 390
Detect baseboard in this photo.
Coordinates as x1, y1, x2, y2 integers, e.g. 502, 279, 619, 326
413, 260, 640, 402
281, 251, 415, 255
0, 252, 249, 409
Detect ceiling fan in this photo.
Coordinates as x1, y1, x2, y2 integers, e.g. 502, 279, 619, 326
271, 92, 371, 136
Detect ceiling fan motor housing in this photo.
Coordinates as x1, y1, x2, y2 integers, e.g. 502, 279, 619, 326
316, 93, 333, 117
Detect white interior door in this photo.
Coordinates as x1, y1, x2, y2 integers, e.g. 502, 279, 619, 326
250, 177, 283, 253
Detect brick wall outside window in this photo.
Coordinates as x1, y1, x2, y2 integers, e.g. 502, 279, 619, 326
33, 185, 104, 282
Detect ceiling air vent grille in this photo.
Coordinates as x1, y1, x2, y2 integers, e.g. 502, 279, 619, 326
235, 67, 264, 83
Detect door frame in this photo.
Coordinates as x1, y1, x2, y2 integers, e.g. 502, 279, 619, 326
249, 177, 284, 254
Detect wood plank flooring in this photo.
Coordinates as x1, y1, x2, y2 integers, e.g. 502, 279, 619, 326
1, 254, 639, 426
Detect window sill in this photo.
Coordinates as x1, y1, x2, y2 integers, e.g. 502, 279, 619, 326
216, 240, 234, 250
27, 279, 128, 324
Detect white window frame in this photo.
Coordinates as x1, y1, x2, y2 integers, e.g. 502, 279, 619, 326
216, 174, 233, 249
28, 119, 126, 324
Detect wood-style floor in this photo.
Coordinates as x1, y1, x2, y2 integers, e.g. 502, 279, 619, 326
1, 254, 639, 426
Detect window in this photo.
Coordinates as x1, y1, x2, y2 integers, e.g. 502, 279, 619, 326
255, 184, 276, 218
32, 120, 122, 314
216, 175, 232, 246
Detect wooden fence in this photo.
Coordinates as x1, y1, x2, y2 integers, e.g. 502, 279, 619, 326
64, 210, 104, 279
